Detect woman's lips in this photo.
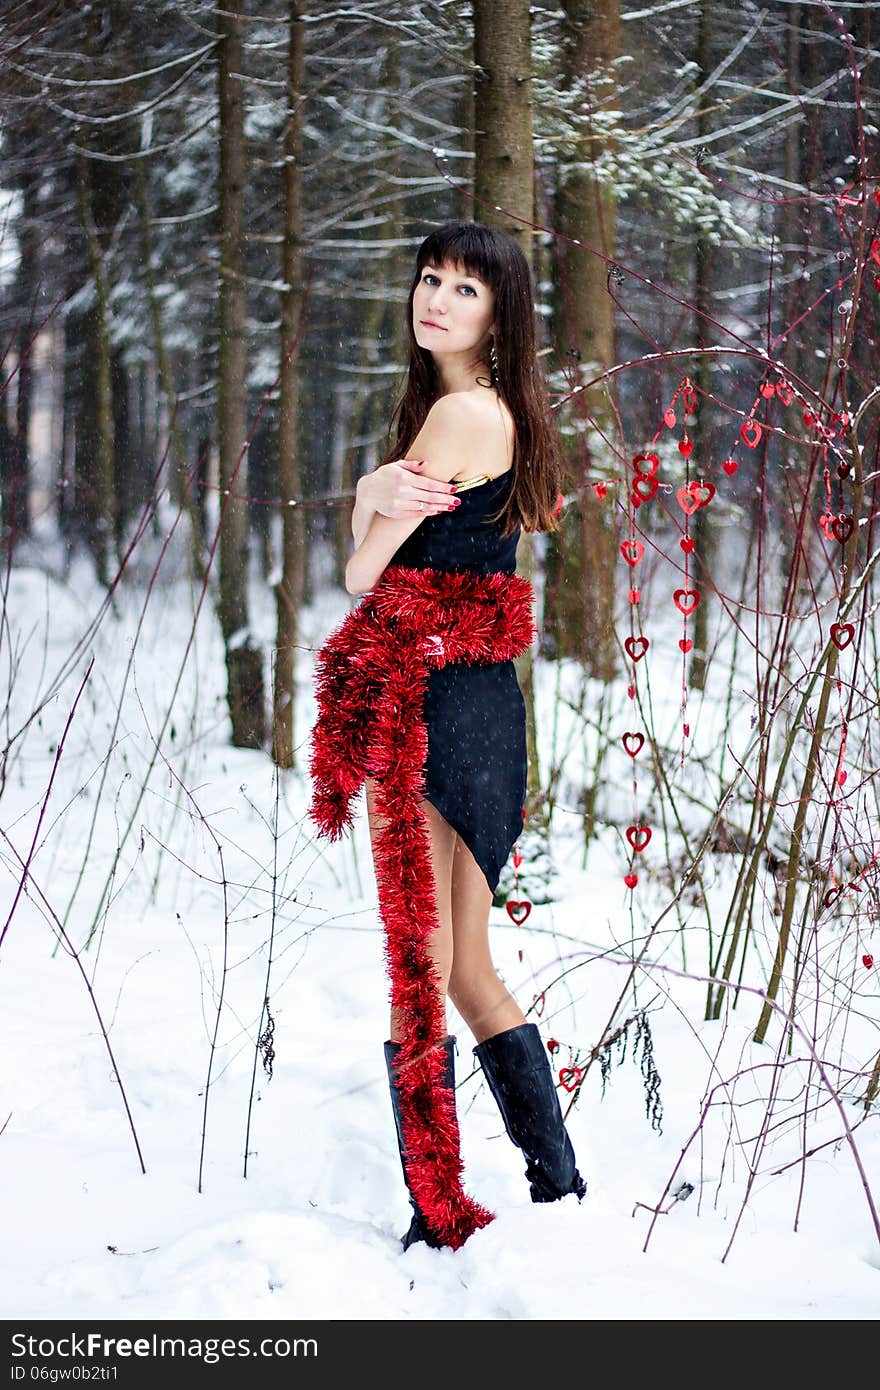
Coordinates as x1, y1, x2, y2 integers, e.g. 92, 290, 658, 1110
419, 320, 446, 330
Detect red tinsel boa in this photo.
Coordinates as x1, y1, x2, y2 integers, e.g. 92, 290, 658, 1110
308, 563, 536, 1249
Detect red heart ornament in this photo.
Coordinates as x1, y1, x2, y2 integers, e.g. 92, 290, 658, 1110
547, 1037, 560, 1054
532, 991, 545, 1016
760, 382, 775, 398
558, 1065, 583, 1093
625, 635, 649, 662
679, 638, 693, 653
593, 481, 607, 499
689, 484, 712, 508
830, 622, 854, 650
664, 408, 676, 428
626, 824, 652, 852
631, 474, 659, 503
683, 723, 690, 737
513, 850, 523, 868
676, 486, 701, 516
836, 770, 847, 786
620, 539, 645, 567
723, 458, 738, 476
740, 419, 762, 448
682, 384, 697, 414
678, 437, 694, 457
632, 451, 659, 477
506, 899, 532, 924
837, 463, 851, 479
674, 588, 701, 616
622, 731, 644, 758
864, 955, 875, 969
775, 381, 792, 405
832, 515, 854, 544
819, 513, 835, 540
680, 536, 695, 554
624, 872, 638, 889
629, 589, 641, 604
627, 684, 635, 699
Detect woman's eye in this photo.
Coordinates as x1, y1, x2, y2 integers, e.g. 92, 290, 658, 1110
459, 285, 477, 297
423, 273, 439, 285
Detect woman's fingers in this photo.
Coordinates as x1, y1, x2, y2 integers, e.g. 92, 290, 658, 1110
393, 459, 458, 514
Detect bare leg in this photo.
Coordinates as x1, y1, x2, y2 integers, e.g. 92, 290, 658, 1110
447, 834, 526, 1045
365, 776, 456, 1044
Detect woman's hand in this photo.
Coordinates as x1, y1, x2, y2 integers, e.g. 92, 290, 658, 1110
359, 458, 458, 518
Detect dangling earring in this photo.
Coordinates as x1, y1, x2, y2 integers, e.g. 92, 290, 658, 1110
489, 335, 499, 386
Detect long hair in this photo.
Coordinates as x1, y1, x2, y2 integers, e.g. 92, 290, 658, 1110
380, 222, 563, 536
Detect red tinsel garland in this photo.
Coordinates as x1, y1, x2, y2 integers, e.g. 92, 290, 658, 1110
308, 563, 536, 1249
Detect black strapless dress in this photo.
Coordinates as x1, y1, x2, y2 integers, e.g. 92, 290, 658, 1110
389, 470, 528, 895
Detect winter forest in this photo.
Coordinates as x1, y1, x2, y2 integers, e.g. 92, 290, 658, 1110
1, 0, 879, 1323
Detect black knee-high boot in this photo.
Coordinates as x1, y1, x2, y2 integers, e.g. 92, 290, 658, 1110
383, 1034, 458, 1251
473, 1022, 587, 1203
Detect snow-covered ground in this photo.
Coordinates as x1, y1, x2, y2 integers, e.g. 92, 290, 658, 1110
2, 532, 878, 1321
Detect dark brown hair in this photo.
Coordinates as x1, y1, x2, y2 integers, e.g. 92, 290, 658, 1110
381, 221, 563, 536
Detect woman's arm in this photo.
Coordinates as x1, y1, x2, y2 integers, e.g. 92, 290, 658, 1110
345, 395, 481, 595
351, 458, 460, 548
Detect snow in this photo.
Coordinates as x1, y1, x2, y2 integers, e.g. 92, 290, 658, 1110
1, 539, 878, 1322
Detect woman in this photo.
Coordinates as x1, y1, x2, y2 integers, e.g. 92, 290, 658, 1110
309, 221, 586, 1252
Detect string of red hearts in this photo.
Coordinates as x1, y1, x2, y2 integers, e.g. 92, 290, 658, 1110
616, 369, 858, 895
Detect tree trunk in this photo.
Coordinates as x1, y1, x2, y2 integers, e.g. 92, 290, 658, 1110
688, 0, 717, 693
472, 0, 551, 828
74, 146, 116, 587
272, 0, 306, 769
546, 0, 620, 681
217, 1, 265, 748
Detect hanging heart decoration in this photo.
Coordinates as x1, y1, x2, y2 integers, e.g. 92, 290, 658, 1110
558, 1065, 584, 1093
624, 872, 638, 889
620, 539, 645, 567
830, 622, 854, 650
674, 588, 701, 616
864, 955, 875, 969
682, 383, 697, 414
664, 408, 676, 428
622, 731, 645, 758
819, 513, 835, 540
775, 380, 792, 405
631, 474, 659, 504
532, 990, 545, 1016
836, 770, 847, 786
689, 480, 716, 508
626, 824, 652, 852
678, 437, 693, 458
627, 683, 635, 699
680, 536, 695, 554
513, 850, 523, 868
679, 637, 693, 653
832, 514, 854, 544
625, 635, 649, 662
740, 419, 762, 448
629, 588, 641, 604
593, 481, 607, 499
823, 886, 842, 909
506, 899, 532, 924
633, 452, 659, 477
676, 486, 701, 516
723, 458, 738, 476
759, 381, 775, 399
837, 462, 851, 479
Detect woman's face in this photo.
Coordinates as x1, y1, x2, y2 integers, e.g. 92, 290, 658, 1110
412, 259, 496, 359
